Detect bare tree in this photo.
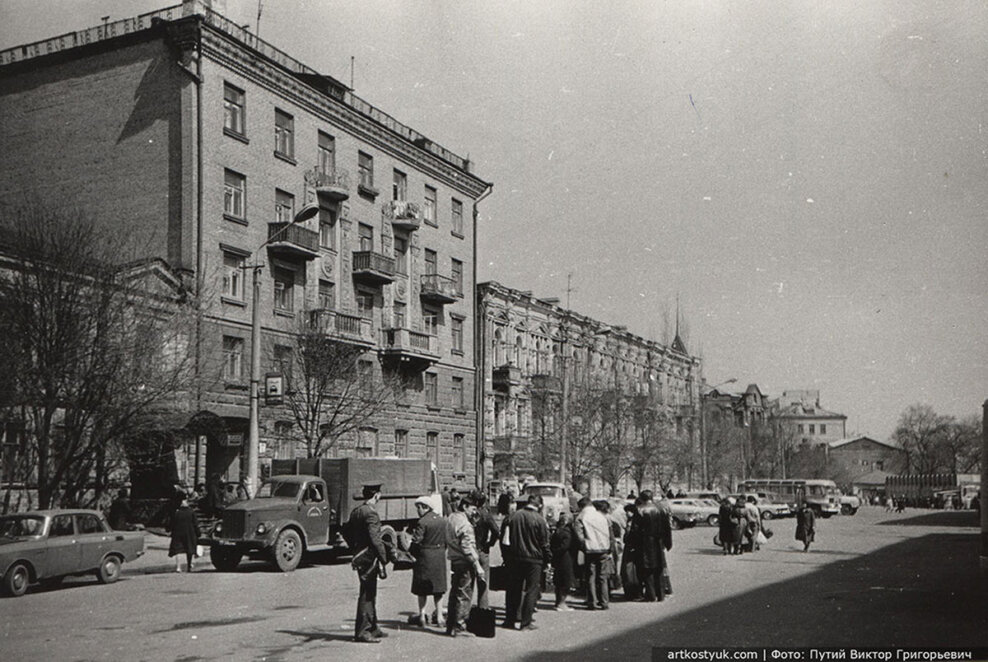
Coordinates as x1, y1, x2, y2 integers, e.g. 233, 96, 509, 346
0, 203, 195, 511
892, 404, 953, 473
939, 414, 981, 474
281, 316, 402, 458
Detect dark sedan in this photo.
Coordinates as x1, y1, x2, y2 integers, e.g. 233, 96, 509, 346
0, 509, 145, 597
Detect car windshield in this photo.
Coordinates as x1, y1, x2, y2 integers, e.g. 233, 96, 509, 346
526, 486, 563, 498
257, 481, 301, 498
0, 515, 46, 537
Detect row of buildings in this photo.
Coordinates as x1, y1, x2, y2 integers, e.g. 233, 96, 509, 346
0, 1, 703, 498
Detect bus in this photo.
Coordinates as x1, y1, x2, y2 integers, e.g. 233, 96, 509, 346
740, 478, 841, 517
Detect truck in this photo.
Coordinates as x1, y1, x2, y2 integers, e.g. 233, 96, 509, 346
201, 457, 439, 572
885, 473, 980, 509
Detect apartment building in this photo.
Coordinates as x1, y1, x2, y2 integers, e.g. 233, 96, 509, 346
772, 390, 847, 446
0, 1, 490, 488
477, 281, 702, 494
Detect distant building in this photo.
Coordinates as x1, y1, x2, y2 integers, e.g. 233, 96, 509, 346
827, 436, 907, 482
771, 390, 847, 446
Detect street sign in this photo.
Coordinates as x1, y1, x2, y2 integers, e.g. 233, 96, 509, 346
265, 373, 284, 405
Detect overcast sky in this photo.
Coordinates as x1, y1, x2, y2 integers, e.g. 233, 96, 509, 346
2, 0, 986, 440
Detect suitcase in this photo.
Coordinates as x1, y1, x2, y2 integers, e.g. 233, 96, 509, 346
466, 606, 496, 638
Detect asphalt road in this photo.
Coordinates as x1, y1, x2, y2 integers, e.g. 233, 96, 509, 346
0, 507, 984, 661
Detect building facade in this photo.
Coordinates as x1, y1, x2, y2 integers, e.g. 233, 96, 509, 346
477, 281, 702, 496
772, 390, 847, 446
827, 436, 907, 482
0, 1, 490, 488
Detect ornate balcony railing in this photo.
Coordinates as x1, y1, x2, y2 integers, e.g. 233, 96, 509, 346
378, 327, 439, 368
305, 167, 350, 201
352, 251, 395, 284
420, 274, 460, 304
385, 200, 422, 231
492, 364, 522, 392
303, 309, 374, 348
267, 223, 319, 260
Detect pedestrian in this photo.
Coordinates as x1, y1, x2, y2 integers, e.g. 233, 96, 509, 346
795, 501, 816, 552
496, 488, 514, 518
621, 501, 642, 600
549, 511, 577, 610
107, 487, 132, 531
896, 495, 906, 513
471, 489, 500, 610
743, 496, 762, 552
206, 472, 225, 517
594, 500, 620, 594
575, 496, 613, 610
445, 492, 484, 637
717, 497, 739, 555
730, 498, 746, 554
654, 491, 675, 597
502, 494, 551, 631
407, 496, 447, 628
629, 490, 673, 602
348, 483, 393, 644
168, 495, 200, 573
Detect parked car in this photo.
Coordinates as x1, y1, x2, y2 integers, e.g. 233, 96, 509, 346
666, 500, 701, 529
730, 493, 792, 520
0, 509, 145, 597
670, 498, 720, 526
685, 491, 724, 503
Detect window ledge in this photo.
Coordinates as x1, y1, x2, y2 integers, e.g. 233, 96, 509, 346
274, 309, 295, 319
453, 408, 469, 415
224, 213, 248, 226
451, 349, 465, 357
451, 231, 464, 239
224, 382, 248, 391
224, 128, 249, 144
358, 184, 379, 199
221, 296, 247, 307
274, 151, 297, 166
426, 405, 442, 412
424, 220, 439, 228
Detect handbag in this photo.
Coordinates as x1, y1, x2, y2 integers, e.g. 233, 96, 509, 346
756, 530, 768, 545
351, 547, 379, 580
392, 548, 416, 571
466, 606, 496, 638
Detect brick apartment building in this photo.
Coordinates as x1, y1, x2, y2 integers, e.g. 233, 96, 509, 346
0, 1, 490, 488
477, 281, 702, 495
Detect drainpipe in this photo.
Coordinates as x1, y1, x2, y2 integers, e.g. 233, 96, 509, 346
472, 182, 493, 490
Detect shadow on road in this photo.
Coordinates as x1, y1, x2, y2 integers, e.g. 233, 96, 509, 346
521, 532, 988, 660
876, 511, 980, 527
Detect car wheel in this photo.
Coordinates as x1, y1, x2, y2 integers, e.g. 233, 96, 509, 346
707, 514, 719, 527
97, 555, 122, 584
211, 546, 242, 572
761, 511, 774, 520
272, 529, 303, 572
670, 517, 681, 531
2, 562, 30, 597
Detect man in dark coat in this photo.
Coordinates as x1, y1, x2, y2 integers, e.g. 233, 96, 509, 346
168, 495, 200, 572
630, 490, 672, 602
471, 490, 500, 610
502, 494, 551, 631
795, 502, 816, 552
549, 511, 577, 610
348, 483, 393, 643
107, 488, 132, 531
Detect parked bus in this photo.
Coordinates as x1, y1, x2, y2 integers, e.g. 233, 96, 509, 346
740, 478, 841, 517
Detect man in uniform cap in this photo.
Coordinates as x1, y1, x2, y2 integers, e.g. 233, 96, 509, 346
348, 483, 393, 643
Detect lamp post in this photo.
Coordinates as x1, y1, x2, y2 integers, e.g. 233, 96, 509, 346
700, 377, 736, 490
244, 201, 320, 498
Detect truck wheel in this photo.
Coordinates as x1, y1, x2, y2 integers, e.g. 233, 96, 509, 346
211, 546, 242, 572
2, 562, 30, 597
272, 529, 303, 572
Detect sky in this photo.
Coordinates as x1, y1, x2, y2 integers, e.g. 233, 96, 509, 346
1, 0, 986, 441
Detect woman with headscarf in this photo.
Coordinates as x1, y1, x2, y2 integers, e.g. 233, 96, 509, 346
717, 497, 738, 556
795, 501, 816, 552
408, 495, 447, 627
549, 511, 578, 610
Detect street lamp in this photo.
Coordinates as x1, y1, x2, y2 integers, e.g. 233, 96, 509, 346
244, 201, 320, 498
700, 377, 737, 490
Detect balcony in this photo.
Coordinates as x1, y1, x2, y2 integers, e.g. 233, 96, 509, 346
529, 374, 562, 395
420, 274, 461, 305
303, 309, 375, 349
352, 251, 396, 285
267, 223, 319, 260
385, 200, 422, 231
492, 364, 522, 392
378, 328, 440, 369
306, 167, 350, 202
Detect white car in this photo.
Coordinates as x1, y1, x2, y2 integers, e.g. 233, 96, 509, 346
670, 498, 720, 527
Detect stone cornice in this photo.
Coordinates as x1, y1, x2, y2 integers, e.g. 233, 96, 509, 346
199, 26, 488, 198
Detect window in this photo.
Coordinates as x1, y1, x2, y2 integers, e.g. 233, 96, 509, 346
224, 169, 246, 220
223, 336, 244, 381
427, 431, 440, 465
357, 359, 374, 390
357, 428, 378, 458
274, 109, 294, 158
274, 421, 296, 459
451, 317, 464, 353
424, 249, 437, 275
275, 189, 294, 224
451, 258, 463, 295
223, 83, 245, 135
319, 208, 336, 250
50, 515, 74, 537
820, 424, 827, 434
809, 424, 815, 434
453, 433, 466, 473
222, 252, 244, 300
424, 185, 437, 225
356, 288, 375, 318
318, 280, 335, 310
423, 306, 439, 336
797, 424, 804, 434
425, 373, 438, 406
451, 198, 463, 235
392, 169, 407, 201
274, 344, 293, 388
358, 223, 374, 252
318, 131, 335, 172
394, 429, 408, 458
394, 235, 408, 275
273, 267, 295, 313
77, 514, 102, 534
358, 151, 374, 190
451, 376, 464, 409
393, 302, 406, 328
